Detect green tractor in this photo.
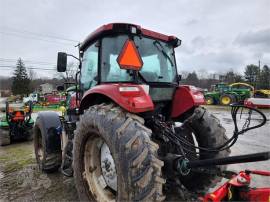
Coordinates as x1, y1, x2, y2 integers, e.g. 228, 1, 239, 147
204, 83, 252, 105
0, 101, 34, 146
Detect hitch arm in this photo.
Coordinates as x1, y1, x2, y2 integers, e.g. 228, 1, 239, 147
187, 151, 270, 168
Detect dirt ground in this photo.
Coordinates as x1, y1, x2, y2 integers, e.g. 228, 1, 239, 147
0, 106, 269, 201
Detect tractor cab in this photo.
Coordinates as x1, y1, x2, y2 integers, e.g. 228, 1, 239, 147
57, 23, 205, 118
214, 83, 231, 92
77, 24, 180, 91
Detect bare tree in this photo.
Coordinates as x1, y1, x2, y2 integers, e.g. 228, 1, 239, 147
28, 69, 37, 80
56, 62, 78, 82
179, 70, 189, 79
197, 68, 208, 79
28, 69, 37, 92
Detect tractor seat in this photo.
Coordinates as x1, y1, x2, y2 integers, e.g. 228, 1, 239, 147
140, 71, 158, 82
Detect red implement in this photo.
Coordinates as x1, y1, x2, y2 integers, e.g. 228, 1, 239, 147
202, 170, 270, 202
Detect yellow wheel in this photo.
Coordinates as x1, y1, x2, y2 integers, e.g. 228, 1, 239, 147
220, 94, 235, 105
205, 97, 214, 105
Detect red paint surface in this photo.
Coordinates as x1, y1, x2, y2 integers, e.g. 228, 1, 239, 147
80, 23, 177, 50
202, 170, 270, 202
80, 84, 154, 113
249, 170, 270, 176
246, 188, 270, 201
11, 111, 25, 121
244, 99, 270, 108
69, 93, 80, 109
45, 94, 66, 105
171, 85, 205, 118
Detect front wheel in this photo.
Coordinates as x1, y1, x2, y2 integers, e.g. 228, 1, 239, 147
73, 104, 165, 202
33, 117, 62, 172
205, 96, 214, 105
219, 94, 235, 105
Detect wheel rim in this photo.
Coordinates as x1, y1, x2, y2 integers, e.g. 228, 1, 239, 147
100, 143, 117, 191
221, 96, 231, 105
83, 136, 117, 201
206, 98, 213, 105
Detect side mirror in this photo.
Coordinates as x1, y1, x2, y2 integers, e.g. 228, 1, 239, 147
57, 52, 67, 72
57, 85, 65, 92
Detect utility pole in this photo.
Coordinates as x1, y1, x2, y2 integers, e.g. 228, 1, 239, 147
255, 60, 261, 89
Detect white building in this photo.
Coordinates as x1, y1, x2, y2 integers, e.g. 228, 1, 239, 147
39, 83, 53, 94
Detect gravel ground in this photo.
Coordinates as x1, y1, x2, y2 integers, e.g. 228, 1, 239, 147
0, 106, 269, 201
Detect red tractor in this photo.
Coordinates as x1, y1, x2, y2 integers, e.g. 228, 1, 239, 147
33, 23, 268, 201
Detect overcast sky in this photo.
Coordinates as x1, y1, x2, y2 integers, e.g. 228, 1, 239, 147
0, 0, 269, 78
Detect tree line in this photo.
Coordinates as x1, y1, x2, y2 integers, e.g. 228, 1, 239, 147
181, 64, 270, 90
0, 58, 75, 95
0, 58, 269, 96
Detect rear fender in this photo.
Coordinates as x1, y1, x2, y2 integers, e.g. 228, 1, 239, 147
79, 84, 154, 113
35, 112, 62, 154
171, 85, 205, 118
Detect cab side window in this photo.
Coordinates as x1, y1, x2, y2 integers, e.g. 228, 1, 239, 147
81, 43, 98, 91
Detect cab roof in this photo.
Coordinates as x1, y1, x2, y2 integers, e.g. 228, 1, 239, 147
80, 23, 180, 51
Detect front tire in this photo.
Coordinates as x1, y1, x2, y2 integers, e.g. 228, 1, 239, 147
73, 104, 165, 202
205, 96, 214, 105
34, 118, 61, 172
220, 94, 235, 105
0, 129, 10, 146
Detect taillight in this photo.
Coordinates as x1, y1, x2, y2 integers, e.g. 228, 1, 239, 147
119, 86, 141, 97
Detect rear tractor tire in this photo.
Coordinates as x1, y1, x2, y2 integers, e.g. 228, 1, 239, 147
0, 129, 10, 146
174, 107, 230, 192
73, 104, 165, 202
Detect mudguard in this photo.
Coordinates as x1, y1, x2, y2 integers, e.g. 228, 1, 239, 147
79, 84, 154, 113
35, 111, 62, 154
171, 85, 205, 118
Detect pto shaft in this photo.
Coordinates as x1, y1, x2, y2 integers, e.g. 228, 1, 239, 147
187, 151, 270, 168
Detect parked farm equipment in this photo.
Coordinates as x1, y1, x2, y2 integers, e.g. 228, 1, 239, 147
201, 167, 270, 202
0, 101, 34, 146
33, 23, 269, 201
204, 83, 252, 105
229, 83, 270, 108
254, 89, 270, 98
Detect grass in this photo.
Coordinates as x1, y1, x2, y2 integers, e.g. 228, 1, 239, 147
32, 105, 61, 112
0, 142, 35, 174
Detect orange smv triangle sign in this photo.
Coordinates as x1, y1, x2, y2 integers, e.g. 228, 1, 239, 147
117, 39, 143, 70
